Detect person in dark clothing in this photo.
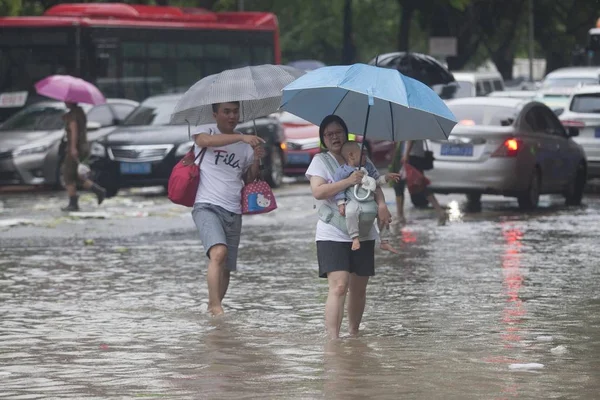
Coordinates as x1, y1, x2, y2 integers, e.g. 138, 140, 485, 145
61, 102, 106, 212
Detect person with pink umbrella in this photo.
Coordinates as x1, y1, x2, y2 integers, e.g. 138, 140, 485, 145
35, 75, 107, 211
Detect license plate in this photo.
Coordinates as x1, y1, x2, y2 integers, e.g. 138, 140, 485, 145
120, 162, 152, 175
441, 143, 473, 156
287, 152, 311, 164
0, 91, 28, 108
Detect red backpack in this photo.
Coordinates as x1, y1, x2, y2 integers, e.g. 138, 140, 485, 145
167, 146, 207, 207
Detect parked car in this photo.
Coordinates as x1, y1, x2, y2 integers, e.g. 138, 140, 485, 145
0, 99, 138, 187
559, 85, 600, 179
426, 97, 587, 210
275, 112, 396, 177
445, 71, 505, 98
488, 90, 536, 100
90, 94, 287, 197
535, 67, 600, 110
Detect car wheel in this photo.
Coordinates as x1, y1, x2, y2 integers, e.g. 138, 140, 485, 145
466, 193, 482, 212
565, 162, 586, 206
265, 145, 284, 188
517, 168, 541, 211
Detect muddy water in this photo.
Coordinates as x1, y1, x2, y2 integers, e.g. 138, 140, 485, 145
1, 189, 599, 399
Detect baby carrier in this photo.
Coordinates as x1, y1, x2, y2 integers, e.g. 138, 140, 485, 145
317, 153, 379, 239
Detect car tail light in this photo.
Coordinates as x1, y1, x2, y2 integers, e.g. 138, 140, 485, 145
280, 142, 287, 151
492, 138, 521, 157
561, 120, 585, 128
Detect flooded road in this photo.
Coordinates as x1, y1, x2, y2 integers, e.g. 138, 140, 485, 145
1, 186, 599, 399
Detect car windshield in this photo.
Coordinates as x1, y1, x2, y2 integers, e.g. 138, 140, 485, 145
570, 93, 600, 113
542, 77, 598, 88
0, 105, 65, 131
122, 98, 180, 126
434, 81, 473, 99
448, 104, 517, 126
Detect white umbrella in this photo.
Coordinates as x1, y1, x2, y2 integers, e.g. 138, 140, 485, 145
170, 64, 305, 125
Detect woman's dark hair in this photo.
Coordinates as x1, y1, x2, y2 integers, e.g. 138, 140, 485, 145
319, 115, 349, 149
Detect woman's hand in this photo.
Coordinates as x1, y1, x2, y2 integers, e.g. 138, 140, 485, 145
253, 145, 266, 162
377, 203, 393, 227
346, 170, 364, 186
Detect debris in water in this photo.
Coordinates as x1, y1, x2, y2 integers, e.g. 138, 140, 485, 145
84, 239, 95, 246
551, 345, 567, 355
509, 363, 544, 370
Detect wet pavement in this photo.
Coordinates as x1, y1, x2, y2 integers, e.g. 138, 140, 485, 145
1, 184, 599, 399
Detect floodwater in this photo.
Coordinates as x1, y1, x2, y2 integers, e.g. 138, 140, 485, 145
1, 186, 599, 399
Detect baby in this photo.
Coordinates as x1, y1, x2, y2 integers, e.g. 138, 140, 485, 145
333, 141, 401, 253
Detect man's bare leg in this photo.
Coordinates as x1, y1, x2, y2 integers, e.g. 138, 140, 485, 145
325, 271, 349, 339
395, 194, 406, 225
219, 269, 230, 301
347, 274, 369, 336
207, 244, 228, 316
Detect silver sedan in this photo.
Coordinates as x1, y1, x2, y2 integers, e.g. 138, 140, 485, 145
0, 99, 137, 187
426, 97, 587, 210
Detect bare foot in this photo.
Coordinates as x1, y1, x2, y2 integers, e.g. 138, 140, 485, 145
351, 238, 361, 251
349, 329, 359, 337
209, 305, 225, 317
380, 241, 399, 254
396, 215, 406, 225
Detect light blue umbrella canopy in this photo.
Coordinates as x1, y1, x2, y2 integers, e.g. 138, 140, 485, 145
280, 63, 457, 142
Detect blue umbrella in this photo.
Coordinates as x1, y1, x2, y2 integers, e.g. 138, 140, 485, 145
280, 63, 457, 143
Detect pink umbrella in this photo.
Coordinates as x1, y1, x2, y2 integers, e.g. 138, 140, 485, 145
35, 75, 106, 105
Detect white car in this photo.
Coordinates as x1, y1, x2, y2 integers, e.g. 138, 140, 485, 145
536, 67, 600, 110
559, 85, 600, 179
426, 97, 587, 210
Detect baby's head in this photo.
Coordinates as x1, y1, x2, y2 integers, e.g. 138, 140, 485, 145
341, 141, 368, 167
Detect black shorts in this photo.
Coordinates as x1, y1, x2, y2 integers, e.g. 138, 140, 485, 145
393, 156, 431, 197
316, 240, 375, 278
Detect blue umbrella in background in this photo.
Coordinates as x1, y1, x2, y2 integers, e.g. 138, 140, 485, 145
280, 63, 457, 146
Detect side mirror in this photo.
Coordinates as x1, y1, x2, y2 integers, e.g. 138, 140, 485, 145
87, 121, 101, 131
553, 108, 564, 117
567, 127, 580, 137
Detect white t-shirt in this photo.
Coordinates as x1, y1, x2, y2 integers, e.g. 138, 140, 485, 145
192, 124, 255, 214
305, 153, 378, 243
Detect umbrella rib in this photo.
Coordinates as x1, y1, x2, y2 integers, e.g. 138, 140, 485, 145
389, 102, 395, 142
331, 91, 350, 116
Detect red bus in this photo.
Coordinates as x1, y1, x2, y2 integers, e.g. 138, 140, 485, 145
0, 3, 281, 121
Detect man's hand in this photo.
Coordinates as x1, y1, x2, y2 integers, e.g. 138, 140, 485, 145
385, 172, 402, 183
70, 147, 79, 160
338, 203, 346, 216
377, 203, 392, 227
242, 135, 265, 147
253, 145, 266, 162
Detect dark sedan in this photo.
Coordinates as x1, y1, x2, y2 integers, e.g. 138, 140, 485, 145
91, 94, 286, 197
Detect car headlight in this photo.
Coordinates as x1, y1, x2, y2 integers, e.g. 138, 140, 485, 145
12, 143, 52, 157
90, 142, 106, 157
175, 141, 195, 157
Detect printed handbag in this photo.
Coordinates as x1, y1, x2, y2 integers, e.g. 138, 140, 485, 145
403, 163, 431, 195
241, 180, 278, 215
167, 147, 207, 207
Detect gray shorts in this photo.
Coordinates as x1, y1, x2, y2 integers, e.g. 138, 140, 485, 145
192, 203, 242, 271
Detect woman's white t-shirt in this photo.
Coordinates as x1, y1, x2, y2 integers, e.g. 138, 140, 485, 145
305, 153, 378, 243
191, 124, 254, 214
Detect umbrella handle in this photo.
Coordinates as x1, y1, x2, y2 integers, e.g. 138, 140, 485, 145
251, 119, 265, 172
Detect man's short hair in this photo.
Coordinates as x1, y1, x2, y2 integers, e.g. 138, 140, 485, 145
212, 101, 240, 113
